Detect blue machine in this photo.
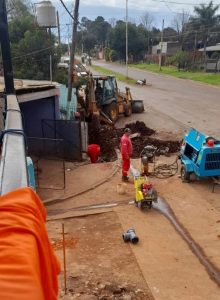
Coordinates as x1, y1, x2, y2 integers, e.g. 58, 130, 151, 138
180, 128, 220, 181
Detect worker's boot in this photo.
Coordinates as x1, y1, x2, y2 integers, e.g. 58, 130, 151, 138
122, 175, 129, 182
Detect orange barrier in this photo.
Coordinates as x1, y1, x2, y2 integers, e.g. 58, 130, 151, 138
0, 187, 60, 300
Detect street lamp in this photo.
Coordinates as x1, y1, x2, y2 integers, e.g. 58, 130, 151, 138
126, 0, 128, 78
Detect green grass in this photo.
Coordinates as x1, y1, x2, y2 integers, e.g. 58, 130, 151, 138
130, 63, 220, 86
92, 65, 136, 85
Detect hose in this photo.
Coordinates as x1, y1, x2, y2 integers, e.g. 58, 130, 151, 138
153, 156, 179, 179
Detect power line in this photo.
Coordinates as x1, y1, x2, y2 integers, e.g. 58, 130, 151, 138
59, 0, 74, 21
152, 0, 220, 5
12, 46, 55, 60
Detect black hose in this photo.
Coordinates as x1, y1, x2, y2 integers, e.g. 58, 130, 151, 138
153, 157, 179, 179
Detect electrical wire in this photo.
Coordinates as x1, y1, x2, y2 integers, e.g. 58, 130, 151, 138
12, 46, 55, 60
152, 0, 220, 5
59, 0, 74, 21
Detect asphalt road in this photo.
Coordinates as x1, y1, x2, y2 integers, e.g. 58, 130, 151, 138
92, 60, 220, 139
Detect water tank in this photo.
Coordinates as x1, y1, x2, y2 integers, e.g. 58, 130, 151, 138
36, 1, 57, 28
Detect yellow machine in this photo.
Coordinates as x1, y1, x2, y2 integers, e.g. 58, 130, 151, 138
134, 176, 157, 209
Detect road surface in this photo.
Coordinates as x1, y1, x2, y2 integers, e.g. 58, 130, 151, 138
92, 60, 220, 139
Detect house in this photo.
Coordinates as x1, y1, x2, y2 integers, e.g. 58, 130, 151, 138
199, 43, 220, 57
152, 41, 181, 56
0, 78, 83, 161
199, 44, 220, 72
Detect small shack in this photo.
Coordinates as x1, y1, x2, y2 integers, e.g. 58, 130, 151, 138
0, 78, 82, 161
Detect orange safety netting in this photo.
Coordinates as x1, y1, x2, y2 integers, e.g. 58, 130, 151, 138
0, 187, 60, 300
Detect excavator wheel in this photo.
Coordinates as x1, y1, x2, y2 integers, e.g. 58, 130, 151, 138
103, 102, 119, 123
131, 100, 144, 113
123, 102, 132, 117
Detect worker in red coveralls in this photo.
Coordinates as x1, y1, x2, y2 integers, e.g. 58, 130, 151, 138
120, 128, 133, 181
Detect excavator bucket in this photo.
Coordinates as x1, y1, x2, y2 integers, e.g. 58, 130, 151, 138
131, 100, 144, 113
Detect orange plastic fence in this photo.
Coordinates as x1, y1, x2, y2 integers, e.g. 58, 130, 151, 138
0, 187, 60, 300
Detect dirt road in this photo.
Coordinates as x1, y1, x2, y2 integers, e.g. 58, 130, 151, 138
92, 60, 220, 139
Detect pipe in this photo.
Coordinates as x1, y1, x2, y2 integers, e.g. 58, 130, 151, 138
122, 228, 139, 244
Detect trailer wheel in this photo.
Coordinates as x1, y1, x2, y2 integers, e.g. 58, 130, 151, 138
151, 188, 158, 202
104, 102, 118, 123
137, 201, 143, 209
124, 102, 132, 117
181, 165, 190, 182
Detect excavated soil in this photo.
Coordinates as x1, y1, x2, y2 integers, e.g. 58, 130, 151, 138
88, 120, 180, 161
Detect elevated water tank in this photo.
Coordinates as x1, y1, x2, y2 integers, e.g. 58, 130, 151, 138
36, 1, 57, 28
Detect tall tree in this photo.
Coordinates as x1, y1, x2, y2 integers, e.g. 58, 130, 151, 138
189, 1, 220, 49
140, 12, 154, 54
172, 10, 190, 49
7, 0, 60, 80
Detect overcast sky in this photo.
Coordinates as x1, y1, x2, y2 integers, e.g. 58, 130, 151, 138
51, 0, 220, 25
48, 1, 220, 41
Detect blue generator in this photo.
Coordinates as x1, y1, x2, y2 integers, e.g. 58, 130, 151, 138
180, 128, 220, 181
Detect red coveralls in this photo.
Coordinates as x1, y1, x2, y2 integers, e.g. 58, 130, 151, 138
120, 134, 133, 177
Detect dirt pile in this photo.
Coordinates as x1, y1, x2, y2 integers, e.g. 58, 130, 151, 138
88, 120, 180, 161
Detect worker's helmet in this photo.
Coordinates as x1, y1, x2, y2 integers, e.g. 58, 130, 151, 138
124, 128, 131, 133
141, 155, 148, 165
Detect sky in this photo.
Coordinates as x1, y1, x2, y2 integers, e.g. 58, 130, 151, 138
43, 1, 220, 42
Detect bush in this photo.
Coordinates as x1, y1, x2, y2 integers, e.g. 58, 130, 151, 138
109, 49, 119, 62
166, 51, 192, 70
104, 47, 111, 61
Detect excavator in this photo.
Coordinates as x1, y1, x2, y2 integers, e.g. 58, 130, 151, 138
77, 74, 144, 125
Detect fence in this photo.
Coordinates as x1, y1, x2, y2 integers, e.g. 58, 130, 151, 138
27, 119, 82, 161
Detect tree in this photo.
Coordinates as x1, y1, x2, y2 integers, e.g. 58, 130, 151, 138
140, 12, 154, 54
7, 0, 60, 80
140, 12, 154, 31
163, 27, 178, 42
172, 10, 190, 49
189, 1, 220, 52
109, 21, 147, 61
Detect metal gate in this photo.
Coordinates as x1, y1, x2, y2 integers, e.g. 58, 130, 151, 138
27, 119, 82, 161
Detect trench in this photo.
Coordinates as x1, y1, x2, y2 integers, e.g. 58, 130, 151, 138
48, 197, 220, 287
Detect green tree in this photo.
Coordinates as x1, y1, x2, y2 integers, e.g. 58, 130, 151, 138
7, 0, 60, 80
109, 21, 147, 62
189, 1, 220, 49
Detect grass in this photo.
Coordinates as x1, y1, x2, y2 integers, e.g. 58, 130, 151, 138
92, 65, 136, 85
129, 63, 220, 86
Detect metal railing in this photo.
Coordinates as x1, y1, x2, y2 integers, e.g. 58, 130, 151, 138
0, 95, 28, 195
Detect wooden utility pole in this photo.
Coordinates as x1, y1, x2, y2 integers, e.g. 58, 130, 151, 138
159, 19, 164, 71
67, 0, 80, 103
57, 11, 61, 45
193, 31, 197, 64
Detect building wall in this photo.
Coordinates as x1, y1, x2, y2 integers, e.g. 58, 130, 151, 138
167, 43, 181, 55
20, 96, 59, 138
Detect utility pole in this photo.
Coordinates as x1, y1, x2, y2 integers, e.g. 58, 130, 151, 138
67, 0, 80, 103
57, 11, 61, 45
159, 19, 164, 71
193, 31, 197, 64
66, 23, 71, 56
125, 0, 128, 78
0, 0, 14, 94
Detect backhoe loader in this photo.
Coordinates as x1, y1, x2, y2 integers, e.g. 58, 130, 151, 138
77, 74, 144, 125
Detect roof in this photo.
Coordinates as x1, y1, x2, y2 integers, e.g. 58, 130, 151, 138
199, 44, 220, 52
0, 77, 57, 94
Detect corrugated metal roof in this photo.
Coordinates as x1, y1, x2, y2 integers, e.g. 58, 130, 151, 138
199, 44, 220, 52
0, 77, 57, 93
